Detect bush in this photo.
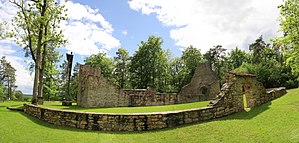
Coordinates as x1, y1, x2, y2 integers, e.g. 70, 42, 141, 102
24, 96, 32, 102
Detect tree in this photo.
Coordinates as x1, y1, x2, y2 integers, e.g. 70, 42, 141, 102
204, 45, 227, 85
249, 36, 268, 64
228, 47, 248, 69
129, 35, 168, 90
169, 57, 188, 91
7, 0, 67, 104
69, 62, 80, 101
84, 51, 115, 82
114, 48, 129, 88
277, 0, 299, 76
180, 45, 204, 86
0, 84, 5, 101
0, 56, 16, 100
14, 90, 24, 101
43, 54, 60, 101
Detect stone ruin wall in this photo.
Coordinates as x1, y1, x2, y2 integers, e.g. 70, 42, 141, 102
178, 63, 220, 103
77, 65, 130, 107
23, 71, 287, 132
77, 63, 220, 108
209, 72, 287, 112
78, 65, 179, 108
122, 89, 178, 106
23, 84, 286, 131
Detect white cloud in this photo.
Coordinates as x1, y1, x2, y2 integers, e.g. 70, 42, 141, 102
0, 44, 33, 94
122, 30, 128, 36
6, 56, 33, 94
0, 0, 122, 94
0, 0, 17, 22
0, 43, 15, 55
0, 0, 33, 94
61, 1, 121, 56
129, 0, 283, 52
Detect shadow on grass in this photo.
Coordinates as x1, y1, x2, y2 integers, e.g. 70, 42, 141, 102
19, 111, 97, 133
220, 102, 272, 120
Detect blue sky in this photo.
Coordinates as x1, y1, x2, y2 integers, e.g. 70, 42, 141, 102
0, 0, 283, 94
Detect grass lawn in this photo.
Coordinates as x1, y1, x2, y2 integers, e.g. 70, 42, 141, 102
0, 88, 299, 143
41, 101, 209, 113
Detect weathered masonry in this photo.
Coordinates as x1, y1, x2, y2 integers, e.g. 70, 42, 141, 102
77, 63, 219, 108
23, 86, 286, 132
23, 72, 287, 132
209, 72, 285, 110
178, 63, 220, 103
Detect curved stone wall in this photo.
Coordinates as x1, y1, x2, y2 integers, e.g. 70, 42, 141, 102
23, 86, 286, 132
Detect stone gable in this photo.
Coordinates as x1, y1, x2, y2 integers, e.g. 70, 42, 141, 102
178, 62, 220, 103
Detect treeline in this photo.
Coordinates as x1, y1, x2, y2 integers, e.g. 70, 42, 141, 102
0, 56, 24, 101
82, 35, 298, 94
2, 0, 298, 103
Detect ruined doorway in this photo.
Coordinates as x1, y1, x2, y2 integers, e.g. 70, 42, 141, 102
242, 84, 254, 110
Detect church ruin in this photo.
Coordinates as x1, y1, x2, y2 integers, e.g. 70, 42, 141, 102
77, 63, 220, 108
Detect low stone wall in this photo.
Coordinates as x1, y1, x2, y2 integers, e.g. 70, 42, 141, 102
23, 87, 286, 132
123, 89, 178, 107
264, 87, 287, 104
23, 104, 222, 131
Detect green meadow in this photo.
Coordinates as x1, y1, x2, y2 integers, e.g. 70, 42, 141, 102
0, 88, 299, 143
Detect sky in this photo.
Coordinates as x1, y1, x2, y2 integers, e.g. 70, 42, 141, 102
0, 0, 283, 94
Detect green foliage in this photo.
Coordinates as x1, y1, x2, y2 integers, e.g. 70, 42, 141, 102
234, 61, 298, 88
129, 35, 168, 90
24, 96, 32, 102
277, 0, 299, 76
179, 45, 204, 87
0, 84, 5, 101
181, 45, 203, 75
249, 36, 268, 64
43, 52, 61, 101
0, 56, 16, 100
84, 52, 115, 82
6, 0, 68, 104
56, 62, 79, 101
14, 90, 24, 101
114, 48, 129, 88
204, 45, 227, 85
228, 47, 248, 69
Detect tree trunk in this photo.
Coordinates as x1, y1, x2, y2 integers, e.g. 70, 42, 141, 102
38, 45, 46, 104
32, 0, 47, 105
38, 13, 49, 104
32, 64, 39, 104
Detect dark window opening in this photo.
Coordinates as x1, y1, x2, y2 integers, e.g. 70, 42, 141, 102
201, 86, 208, 95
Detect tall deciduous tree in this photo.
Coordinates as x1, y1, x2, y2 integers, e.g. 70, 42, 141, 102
180, 45, 203, 86
0, 56, 16, 100
84, 51, 115, 82
249, 36, 268, 64
228, 47, 248, 70
0, 84, 5, 101
277, 0, 299, 76
114, 48, 129, 88
169, 57, 188, 91
8, 0, 67, 104
129, 35, 168, 90
204, 45, 227, 85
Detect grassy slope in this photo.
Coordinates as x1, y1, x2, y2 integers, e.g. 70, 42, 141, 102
0, 88, 298, 143
41, 101, 209, 113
